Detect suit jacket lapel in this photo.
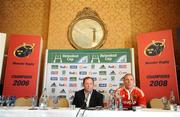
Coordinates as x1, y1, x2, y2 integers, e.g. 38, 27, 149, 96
81, 89, 85, 105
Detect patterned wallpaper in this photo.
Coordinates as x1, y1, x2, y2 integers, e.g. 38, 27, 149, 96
0, 0, 50, 50
47, 0, 180, 51
1, 0, 179, 60
47, 0, 132, 49
130, 0, 180, 79
131, 0, 180, 46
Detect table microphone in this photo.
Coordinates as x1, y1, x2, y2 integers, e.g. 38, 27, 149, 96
81, 98, 87, 109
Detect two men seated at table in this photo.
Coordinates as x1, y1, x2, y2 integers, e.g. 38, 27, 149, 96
72, 77, 104, 108
72, 74, 146, 109
114, 73, 146, 109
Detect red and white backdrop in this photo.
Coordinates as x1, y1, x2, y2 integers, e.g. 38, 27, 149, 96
3, 34, 42, 97
137, 29, 179, 103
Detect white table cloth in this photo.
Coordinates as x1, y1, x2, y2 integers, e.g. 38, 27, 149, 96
0, 107, 179, 117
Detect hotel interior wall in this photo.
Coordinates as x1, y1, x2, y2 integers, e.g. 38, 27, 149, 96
0, 0, 180, 96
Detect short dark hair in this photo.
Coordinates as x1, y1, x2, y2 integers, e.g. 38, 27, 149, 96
122, 73, 134, 80
83, 77, 94, 85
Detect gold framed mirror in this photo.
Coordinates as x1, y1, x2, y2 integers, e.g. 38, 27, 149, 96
68, 7, 107, 49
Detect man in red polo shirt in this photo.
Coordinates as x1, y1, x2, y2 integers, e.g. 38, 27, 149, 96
114, 73, 146, 109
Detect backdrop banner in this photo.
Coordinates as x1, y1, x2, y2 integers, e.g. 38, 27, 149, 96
44, 48, 135, 103
0, 33, 6, 82
3, 34, 42, 97
137, 29, 179, 103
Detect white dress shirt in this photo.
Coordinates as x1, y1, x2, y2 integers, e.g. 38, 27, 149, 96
84, 91, 92, 107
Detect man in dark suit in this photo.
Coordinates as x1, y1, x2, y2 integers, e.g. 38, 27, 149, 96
72, 77, 104, 108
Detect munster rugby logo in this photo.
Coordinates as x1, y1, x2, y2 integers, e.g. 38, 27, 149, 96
144, 39, 165, 56
14, 43, 35, 58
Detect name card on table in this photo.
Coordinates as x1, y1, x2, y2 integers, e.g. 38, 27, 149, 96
3, 34, 42, 97
137, 29, 179, 103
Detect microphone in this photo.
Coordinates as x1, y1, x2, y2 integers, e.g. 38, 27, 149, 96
81, 97, 87, 109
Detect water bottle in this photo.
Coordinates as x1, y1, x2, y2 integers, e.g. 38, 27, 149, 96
114, 98, 119, 110
108, 93, 113, 110
39, 88, 48, 110
169, 89, 175, 104
112, 97, 116, 110
119, 96, 123, 111
169, 89, 176, 111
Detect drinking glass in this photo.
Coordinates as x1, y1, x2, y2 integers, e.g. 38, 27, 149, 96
161, 96, 169, 110
32, 96, 37, 108
0, 96, 5, 107
52, 96, 58, 109
9, 96, 16, 107
29, 96, 38, 110
5, 96, 11, 108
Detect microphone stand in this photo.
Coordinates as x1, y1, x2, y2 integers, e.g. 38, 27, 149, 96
76, 108, 82, 117
81, 105, 103, 117
81, 108, 86, 117
76, 101, 87, 117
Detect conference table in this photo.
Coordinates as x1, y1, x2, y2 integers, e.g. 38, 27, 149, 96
0, 107, 180, 117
